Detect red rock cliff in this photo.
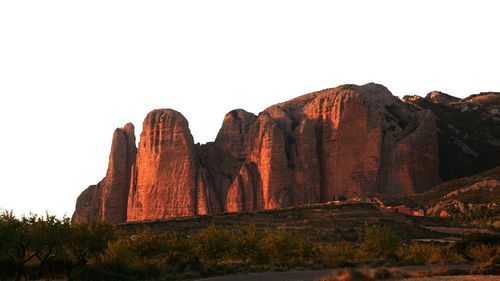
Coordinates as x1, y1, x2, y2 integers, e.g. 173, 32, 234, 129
72, 123, 136, 223
73, 83, 442, 223
126, 109, 220, 221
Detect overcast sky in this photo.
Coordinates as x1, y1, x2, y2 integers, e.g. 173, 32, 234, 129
1, 1, 498, 218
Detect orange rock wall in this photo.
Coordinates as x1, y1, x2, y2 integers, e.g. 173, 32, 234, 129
73, 83, 441, 223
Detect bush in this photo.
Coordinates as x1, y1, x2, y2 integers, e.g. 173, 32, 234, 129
454, 233, 500, 260
357, 225, 402, 263
260, 228, 314, 266
189, 225, 232, 263
316, 241, 355, 268
228, 224, 267, 264
398, 242, 464, 265
69, 220, 117, 266
467, 244, 500, 264
103, 228, 200, 278
68, 264, 133, 281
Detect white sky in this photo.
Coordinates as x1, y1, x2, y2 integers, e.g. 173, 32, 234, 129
0, 1, 499, 218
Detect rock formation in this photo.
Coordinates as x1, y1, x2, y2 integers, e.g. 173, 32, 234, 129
403, 91, 500, 180
126, 109, 220, 221
74, 83, 444, 223
72, 123, 136, 223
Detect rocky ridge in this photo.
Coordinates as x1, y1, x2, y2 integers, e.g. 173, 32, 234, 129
74, 83, 445, 223
73, 123, 136, 223
403, 91, 500, 180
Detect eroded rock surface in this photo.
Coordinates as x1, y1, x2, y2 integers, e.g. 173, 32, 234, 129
403, 91, 500, 180
74, 83, 446, 223
72, 124, 136, 223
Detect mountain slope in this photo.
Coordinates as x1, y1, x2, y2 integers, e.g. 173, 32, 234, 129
380, 166, 499, 222
73, 83, 442, 223
403, 92, 500, 180
72, 85, 500, 224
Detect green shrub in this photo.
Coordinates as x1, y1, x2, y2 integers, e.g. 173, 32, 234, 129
398, 242, 464, 265
228, 224, 267, 264
189, 225, 233, 263
399, 242, 442, 265
260, 228, 313, 266
69, 220, 117, 266
103, 228, 200, 278
357, 225, 402, 262
316, 241, 355, 268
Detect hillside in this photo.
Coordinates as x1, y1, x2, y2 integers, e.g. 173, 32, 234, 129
403, 92, 500, 180
380, 167, 500, 226
120, 202, 453, 243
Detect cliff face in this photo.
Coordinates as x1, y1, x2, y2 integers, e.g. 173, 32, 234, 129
126, 109, 220, 221
403, 91, 500, 180
72, 123, 136, 223
215, 84, 440, 214
73, 83, 443, 223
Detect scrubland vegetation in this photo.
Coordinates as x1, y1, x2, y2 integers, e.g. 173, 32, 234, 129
1, 211, 499, 281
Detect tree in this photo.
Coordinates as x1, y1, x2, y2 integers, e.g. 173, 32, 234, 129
358, 225, 402, 262
0, 212, 43, 281
33, 214, 71, 280
68, 220, 117, 266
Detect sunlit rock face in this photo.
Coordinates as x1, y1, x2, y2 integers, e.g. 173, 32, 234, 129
72, 124, 136, 223
73, 83, 442, 223
126, 109, 220, 221
218, 83, 439, 210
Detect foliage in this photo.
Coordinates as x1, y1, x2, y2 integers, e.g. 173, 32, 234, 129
0, 211, 72, 281
454, 233, 500, 257
260, 228, 314, 266
398, 242, 464, 265
189, 225, 233, 263
315, 241, 355, 268
68, 220, 117, 266
228, 224, 266, 264
467, 244, 500, 264
0, 212, 116, 280
3, 210, 500, 280
357, 225, 402, 262
104, 227, 200, 278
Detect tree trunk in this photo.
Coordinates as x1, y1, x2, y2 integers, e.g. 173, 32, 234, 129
15, 263, 23, 281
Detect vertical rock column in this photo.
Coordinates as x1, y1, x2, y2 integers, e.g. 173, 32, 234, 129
127, 109, 200, 221
72, 123, 137, 223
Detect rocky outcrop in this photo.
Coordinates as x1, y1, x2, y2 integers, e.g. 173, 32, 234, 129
126, 109, 221, 221
206, 83, 440, 214
378, 166, 500, 219
425, 91, 460, 105
72, 124, 136, 223
72, 184, 102, 223
403, 91, 500, 180
74, 83, 443, 223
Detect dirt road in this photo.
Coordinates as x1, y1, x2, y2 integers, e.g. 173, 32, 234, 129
196, 269, 333, 281
195, 265, 478, 281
